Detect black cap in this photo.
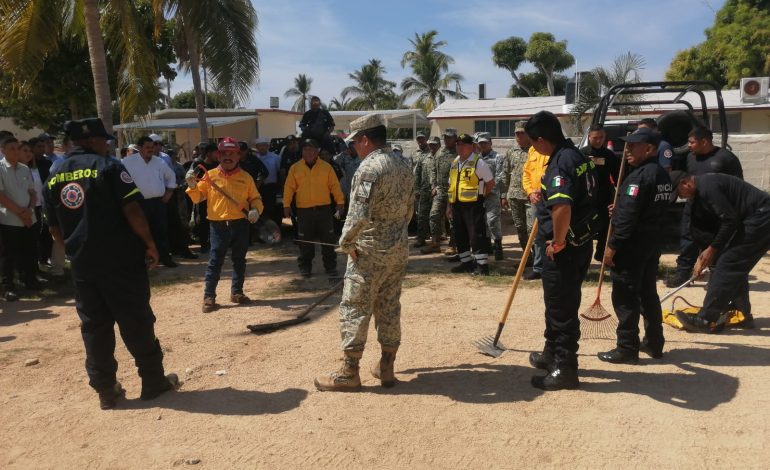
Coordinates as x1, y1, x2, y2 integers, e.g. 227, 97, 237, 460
65, 118, 114, 140
301, 138, 319, 149
457, 133, 475, 145
285, 134, 297, 142
37, 133, 53, 141
197, 141, 209, 150
668, 170, 690, 203
621, 127, 661, 146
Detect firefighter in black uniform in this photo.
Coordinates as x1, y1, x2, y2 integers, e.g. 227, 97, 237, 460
668, 126, 743, 287
43, 119, 178, 410
525, 111, 598, 391
598, 128, 672, 364
670, 171, 770, 333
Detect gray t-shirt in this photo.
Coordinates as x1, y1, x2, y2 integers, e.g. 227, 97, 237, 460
0, 159, 36, 227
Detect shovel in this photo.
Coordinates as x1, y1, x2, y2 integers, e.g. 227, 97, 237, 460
473, 219, 539, 357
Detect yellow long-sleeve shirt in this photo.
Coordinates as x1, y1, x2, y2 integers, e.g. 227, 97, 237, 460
186, 167, 263, 221
522, 147, 550, 196
283, 159, 344, 208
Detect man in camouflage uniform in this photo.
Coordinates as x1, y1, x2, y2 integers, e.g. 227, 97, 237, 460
477, 133, 504, 260
315, 113, 414, 392
421, 128, 457, 255
499, 121, 532, 254
411, 132, 432, 247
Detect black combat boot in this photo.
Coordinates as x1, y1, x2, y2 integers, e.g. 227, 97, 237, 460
529, 349, 555, 371
531, 366, 580, 391
494, 239, 503, 260
451, 261, 475, 273
597, 348, 639, 364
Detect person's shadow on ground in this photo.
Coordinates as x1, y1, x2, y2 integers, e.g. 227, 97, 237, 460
123, 387, 308, 416
579, 363, 737, 411
0, 303, 59, 327
381, 363, 544, 404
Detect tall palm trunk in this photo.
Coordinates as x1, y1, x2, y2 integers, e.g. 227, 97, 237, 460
184, 24, 209, 140
83, 0, 114, 132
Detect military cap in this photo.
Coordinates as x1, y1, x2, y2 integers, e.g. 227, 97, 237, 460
392, 144, 403, 152
65, 118, 114, 140
442, 128, 458, 137
415, 131, 427, 139
621, 127, 661, 146
514, 121, 527, 133
345, 113, 386, 142
476, 132, 492, 143
428, 136, 441, 145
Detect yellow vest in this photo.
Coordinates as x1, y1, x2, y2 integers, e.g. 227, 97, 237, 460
448, 154, 481, 203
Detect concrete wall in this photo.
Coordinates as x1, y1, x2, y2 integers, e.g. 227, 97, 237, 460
0, 118, 45, 140
258, 113, 299, 139
738, 109, 770, 134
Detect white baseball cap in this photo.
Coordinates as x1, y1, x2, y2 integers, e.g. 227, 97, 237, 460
255, 137, 269, 144
148, 133, 163, 143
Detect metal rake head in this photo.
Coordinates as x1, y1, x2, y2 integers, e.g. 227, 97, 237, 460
579, 302, 618, 340
473, 336, 507, 358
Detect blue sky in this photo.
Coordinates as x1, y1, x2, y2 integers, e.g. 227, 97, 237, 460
170, 0, 726, 109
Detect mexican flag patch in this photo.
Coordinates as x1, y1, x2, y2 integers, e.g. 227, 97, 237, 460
626, 184, 639, 197
551, 176, 565, 188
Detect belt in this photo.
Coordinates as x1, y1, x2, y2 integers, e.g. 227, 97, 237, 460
297, 205, 331, 211
210, 218, 247, 226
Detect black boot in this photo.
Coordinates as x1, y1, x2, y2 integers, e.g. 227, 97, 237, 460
471, 263, 490, 276
640, 336, 664, 359
451, 261, 475, 273
97, 382, 125, 410
529, 349, 555, 371
140, 373, 181, 400
531, 366, 579, 391
494, 239, 503, 261
597, 348, 639, 364
675, 311, 718, 334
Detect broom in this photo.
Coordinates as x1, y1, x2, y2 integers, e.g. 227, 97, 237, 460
579, 140, 629, 339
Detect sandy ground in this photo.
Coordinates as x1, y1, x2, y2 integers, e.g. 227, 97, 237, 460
2, 219, 770, 469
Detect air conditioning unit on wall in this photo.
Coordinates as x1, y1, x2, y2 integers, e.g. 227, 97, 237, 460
740, 77, 769, 104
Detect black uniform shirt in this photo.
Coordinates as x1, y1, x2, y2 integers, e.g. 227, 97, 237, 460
43, 147, 145, 272
537, 140, 597, 238
686, 146, 743, 179
581, 145, 619, 206
240, 152, 268, 186
608, 158, 672, 250
690, 174, 770, 250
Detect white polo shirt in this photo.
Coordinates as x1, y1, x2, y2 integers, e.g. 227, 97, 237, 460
122, 154, 177, 199
0, 159, 36, 227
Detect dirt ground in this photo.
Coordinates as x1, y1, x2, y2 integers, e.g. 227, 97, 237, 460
2, 218, 770, 469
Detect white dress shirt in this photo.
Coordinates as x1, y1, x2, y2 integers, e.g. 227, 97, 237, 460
122, 154, 177, 199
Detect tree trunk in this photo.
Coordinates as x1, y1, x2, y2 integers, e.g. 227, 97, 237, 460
184, 24, 209, 141
83, 0, 114, 133
545, 67, 555, 96
511, 71, 534, 97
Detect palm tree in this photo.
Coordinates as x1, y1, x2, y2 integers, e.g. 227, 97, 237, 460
284, 74, 313, 112
158, 0, 259, 140
342, 59, 397, 110
569, 52, 646, 134
400, 30, 465, 113
328, 92, 353, 111
0, 0, 163, 133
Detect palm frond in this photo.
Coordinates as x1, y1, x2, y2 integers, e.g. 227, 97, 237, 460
0, 0, 68, 79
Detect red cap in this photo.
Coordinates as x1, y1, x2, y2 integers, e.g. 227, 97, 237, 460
218, 137, 239, 152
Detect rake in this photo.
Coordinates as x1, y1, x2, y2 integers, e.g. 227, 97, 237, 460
247, 280, 344, 333
474, 219, 539, 357
579, 141, 630, 339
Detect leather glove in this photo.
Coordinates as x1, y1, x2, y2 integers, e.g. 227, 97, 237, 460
248, 209, 259, 224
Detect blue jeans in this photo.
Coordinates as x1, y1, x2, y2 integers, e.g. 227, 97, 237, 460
204, 219, 249, 298
529, 204, 544, 273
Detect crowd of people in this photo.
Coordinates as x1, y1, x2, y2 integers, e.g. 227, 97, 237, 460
2, 103, 769, 407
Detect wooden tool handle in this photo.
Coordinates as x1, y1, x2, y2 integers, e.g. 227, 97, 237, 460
496, 218, 539, 329
197, 164, 249, 216
595, 139, 629, 297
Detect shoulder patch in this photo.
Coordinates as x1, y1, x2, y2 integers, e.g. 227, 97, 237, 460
663, 148, 673, 159
60, 182, 85, 209
551, 176, 565, 188
626, 184, 639, 197
120, 170, 134, 184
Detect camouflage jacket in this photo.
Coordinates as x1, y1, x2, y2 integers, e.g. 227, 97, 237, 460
430, 147, 456, 192
339, 147, 414, 258
480, 150, 502, 197
413, 148, 433, 192
500, 146, 529, 200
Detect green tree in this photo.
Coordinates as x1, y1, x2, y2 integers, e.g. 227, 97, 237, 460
328, 92, 353, 111
157, 0, 260, 140
400, 30, 465, 113
492, 36, 534, 97
666, 0, 770, 87
342, 59, 397, 110
569, 52, 646, 134
0, 0, 168, 132
507, 71, 568, 97
525, 32, 575, 96
284, 73, 313, 113
169, 90, 230, 109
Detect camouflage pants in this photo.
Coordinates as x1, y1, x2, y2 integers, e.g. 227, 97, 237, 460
484, 192, 502, 240
340, 251, 408, 352
508, 198, 530, 251
416, 189, 432, 240
429, 193, 448, 239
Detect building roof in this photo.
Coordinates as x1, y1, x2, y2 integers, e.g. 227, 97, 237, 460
428, 89, 770, 120
114, 115, 256, 130
331, 109, 430, 129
